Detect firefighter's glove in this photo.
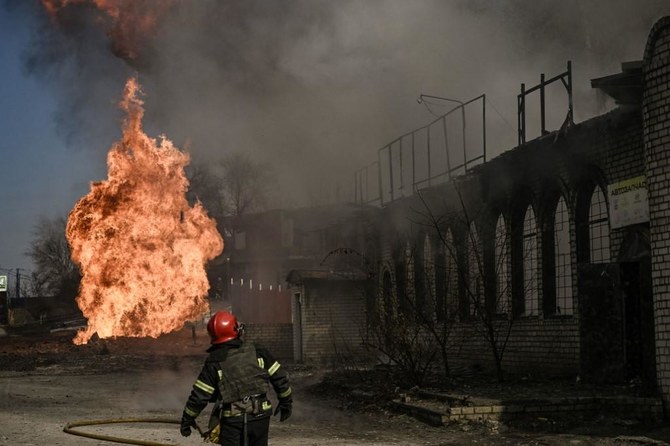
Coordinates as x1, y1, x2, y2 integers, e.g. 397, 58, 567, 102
204, 424, 220, 444
180, 413, 195, 437
274, 401, 292, 422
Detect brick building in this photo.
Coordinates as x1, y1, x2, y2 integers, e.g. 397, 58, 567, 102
211, 203, 375, 362
368, 16, 670, 399
286, 269, 369, 364
217, 18, 670, 406
644, 16, 670, 402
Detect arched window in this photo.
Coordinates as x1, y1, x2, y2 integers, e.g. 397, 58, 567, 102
394, 242, 409, 316
554, 196, 573, 315
495, 214, 510, 314
467, 221, 482, 318
436, 228, 458, 321
402, 241, 414, 314
381, 269, 393, 318
445, 229, 459, 317
589, 186, 610, 263
523, 205, 539, 316
423, 234, 434, 320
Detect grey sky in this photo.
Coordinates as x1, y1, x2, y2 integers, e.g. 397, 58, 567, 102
0, 0, 666, 285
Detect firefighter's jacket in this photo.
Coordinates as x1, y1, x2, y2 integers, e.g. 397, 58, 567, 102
183, 338, 292, 421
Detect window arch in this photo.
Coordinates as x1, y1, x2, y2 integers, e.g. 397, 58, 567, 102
402, 240, 414, 314
495, 214, 511, 314
436, 228, 458, 321
381, 268, 393, 318
589, 186, 610, 263
394, 241, 409, 316
445, 229, 459, 318
467, 221, 482, 318
522, 205, 539, 316
554, 196, 573, 315
423, 233, 435, 320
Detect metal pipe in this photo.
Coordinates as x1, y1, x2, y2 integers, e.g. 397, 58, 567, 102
442, 115, 452, 179
399, 137, 404, 191
377, 151, 384, 206
461, 105, 467, 172
418, 94, 463, 108
540, 73, 546, 135
567, 60, 573, 120
388, 145, 394, 202
482, 94, 487, 162
411, 132, 416, 191
518, 83, 526, 145
427, 126, 432, 187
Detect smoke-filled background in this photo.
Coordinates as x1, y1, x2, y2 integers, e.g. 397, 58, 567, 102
0, 0, 667, 272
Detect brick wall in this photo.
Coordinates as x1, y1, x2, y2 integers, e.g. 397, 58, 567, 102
449, 318, 579, 376
244, 323, 293, 361
643, 17, 670, 401
297, 280, 367, 365
374, 63, 648, 381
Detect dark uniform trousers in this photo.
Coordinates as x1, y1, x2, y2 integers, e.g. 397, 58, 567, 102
219, 414, 270, 446
182, 340, 292, 446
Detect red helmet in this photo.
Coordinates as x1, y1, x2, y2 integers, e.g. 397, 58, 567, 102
207, 311, 240, 344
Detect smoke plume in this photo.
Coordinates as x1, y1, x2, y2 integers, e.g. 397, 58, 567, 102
8, 0, 668, 205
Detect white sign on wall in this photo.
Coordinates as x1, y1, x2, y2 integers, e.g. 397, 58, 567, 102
608, 175, 650, 229
0, 275, 6, 292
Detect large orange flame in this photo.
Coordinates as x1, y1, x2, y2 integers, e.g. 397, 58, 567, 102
41, 0, 173, 60
66, 77, 223, 345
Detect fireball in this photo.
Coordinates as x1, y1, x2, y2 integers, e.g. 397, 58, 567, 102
66, 77, 223, 344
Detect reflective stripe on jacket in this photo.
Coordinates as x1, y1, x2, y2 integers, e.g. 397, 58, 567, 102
183, 338, 292, 419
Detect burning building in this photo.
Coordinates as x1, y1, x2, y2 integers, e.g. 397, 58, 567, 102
228, 16, 670, 406
348, 16, 670, 399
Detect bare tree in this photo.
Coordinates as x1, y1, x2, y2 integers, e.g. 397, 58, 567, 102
220, 152, 276, 217
417, 183, 516, 383
317, 237, 443, 386
27, 216, 81, 298
361, 232, 463, 388
365, 278, 440, 387
187, 151, 277, 234
186, 152, 278, 300
186, 159, 226, 222
415, 242, 462, 386
2, 270, 36, 299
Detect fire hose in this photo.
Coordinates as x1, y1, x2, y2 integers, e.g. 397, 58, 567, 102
63, 417, 210, 446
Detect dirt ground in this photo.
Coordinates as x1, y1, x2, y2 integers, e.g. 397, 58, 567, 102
3, 326, 670, 446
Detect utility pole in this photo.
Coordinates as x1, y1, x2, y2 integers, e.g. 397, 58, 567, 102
16, 268, 20, 299
0, 272, 7, 325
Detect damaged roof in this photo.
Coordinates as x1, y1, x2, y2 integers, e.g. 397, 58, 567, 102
590, 61, 643, 105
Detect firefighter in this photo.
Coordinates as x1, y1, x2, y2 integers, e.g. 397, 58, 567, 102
180, 310, 293, 445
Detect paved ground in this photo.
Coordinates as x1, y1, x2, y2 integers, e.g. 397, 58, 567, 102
2, 327, 670, 445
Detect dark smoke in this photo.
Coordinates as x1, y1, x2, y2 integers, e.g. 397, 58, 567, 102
7, 0, 668, 206
11, 0, 130, 153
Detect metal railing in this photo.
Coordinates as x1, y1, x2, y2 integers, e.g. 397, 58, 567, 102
518, 61, 573, 145
354, 94, 487, 206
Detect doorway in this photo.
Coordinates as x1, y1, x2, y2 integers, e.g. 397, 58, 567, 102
617, 226, 656, 393
620, 259, 656, 393
578, 262, 624, 383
